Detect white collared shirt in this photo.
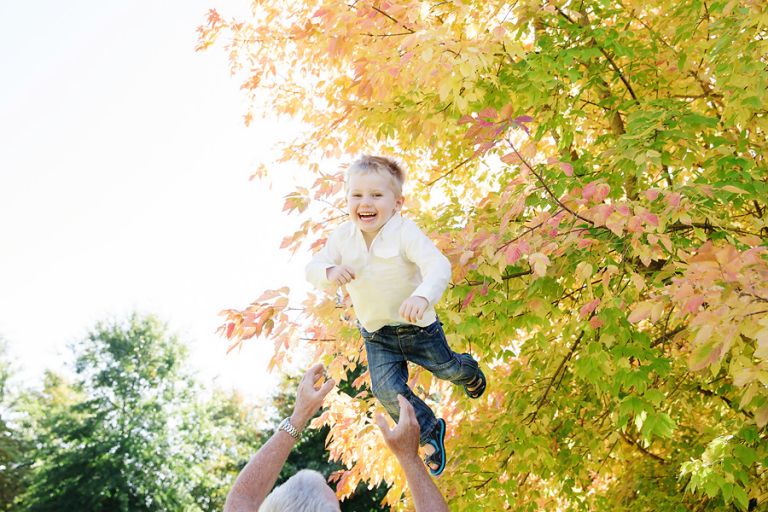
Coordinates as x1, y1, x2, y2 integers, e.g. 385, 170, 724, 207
305, 213, 452, 332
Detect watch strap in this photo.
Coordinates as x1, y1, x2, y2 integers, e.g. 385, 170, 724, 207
278, 417, 301, 439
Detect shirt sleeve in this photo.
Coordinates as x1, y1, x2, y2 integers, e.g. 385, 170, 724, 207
402, 221, 452, 306
305, 228, 343, 290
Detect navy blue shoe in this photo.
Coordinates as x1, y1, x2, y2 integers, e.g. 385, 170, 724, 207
424, 418, 446, 477
464, 367, 486, 399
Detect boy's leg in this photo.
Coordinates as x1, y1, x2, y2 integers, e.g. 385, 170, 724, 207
403, 320, 482, 387
362, 326, 438, 445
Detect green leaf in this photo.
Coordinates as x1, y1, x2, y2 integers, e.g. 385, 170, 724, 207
732, 445, 757, 467
732, 485, 749, 510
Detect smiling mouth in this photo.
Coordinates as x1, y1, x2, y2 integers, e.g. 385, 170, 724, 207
359, 213, 377, 220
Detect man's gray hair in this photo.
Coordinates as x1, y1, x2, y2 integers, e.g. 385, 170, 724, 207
260, 469, 341, 512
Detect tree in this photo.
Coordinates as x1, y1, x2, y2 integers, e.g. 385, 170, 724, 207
184, 388, 264, 510
200, 1, 768, 510
16, 314, 261, 512
0, 340, 27, 510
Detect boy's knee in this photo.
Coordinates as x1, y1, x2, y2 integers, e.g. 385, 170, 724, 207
371, 382, 401, 406
371, 381, 408, 407
432, 354, 478, 382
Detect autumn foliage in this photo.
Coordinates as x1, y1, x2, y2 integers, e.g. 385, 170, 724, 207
199, 1, 768, 510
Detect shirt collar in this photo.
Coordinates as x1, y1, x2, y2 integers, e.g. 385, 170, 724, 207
353, 213, 403, 252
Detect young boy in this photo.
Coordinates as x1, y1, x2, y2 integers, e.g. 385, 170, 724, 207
305, 155, 486, 476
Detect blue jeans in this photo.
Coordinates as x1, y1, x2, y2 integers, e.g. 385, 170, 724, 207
360, 320, 480, 445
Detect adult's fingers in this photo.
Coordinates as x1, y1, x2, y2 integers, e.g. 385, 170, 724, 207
305, 363, 324, 384
374, 412, 391, 435
317, 377, 336, 398
396, 395, 416, 422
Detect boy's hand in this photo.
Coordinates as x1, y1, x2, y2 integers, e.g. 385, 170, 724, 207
326, 265, 355, 286
399, 296, 429, 324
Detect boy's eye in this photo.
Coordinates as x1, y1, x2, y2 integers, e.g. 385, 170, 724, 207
351, 193, 362, 198
373, 193, 382, 198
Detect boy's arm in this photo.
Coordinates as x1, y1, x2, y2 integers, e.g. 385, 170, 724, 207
305, 229, 343, 289
402, 222, 452, 307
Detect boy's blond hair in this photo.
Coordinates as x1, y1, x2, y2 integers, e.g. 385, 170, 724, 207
346, 155, 405, 197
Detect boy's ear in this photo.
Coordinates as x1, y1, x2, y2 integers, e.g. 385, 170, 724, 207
395, 195, 404, 211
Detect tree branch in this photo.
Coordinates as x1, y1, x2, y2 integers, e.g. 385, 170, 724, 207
619, 431, 667, 463
526, 331, 585, 425
425, 156, 473, 187
506, 139, 595, 225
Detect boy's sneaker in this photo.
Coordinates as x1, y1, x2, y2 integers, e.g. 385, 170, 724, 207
463, 358, 487, 399
423, 418, 446, 477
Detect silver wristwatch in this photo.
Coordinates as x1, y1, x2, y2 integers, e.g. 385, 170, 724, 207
278, 417, 301, 439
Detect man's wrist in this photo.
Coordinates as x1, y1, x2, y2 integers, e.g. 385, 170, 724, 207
394, 453, 424, 472
290, 412, 310, 431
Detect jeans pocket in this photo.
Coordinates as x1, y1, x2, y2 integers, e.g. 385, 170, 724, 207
422, 320, 442, 338
359, 327, 375, 342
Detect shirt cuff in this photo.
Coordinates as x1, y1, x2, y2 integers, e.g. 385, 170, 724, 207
306, 263, 334, 288
411, 283, 441, 306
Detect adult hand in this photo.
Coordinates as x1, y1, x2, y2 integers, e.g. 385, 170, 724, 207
327, 265, 356, 286
399, 296, 429, 324
375, 395, 420, 463
290, 363, 336, 430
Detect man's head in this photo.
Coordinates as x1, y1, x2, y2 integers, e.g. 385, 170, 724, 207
260, 469, 340, 512
345, 155, 405, 240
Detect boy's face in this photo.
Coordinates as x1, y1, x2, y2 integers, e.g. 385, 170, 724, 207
347, 171, 403, 239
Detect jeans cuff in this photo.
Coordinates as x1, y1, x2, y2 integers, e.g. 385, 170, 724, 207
419, 419, 438, 445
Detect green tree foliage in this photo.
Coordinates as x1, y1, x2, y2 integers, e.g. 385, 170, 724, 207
15, 314, 260, 512
0, 341, 27, 511
202, 0, 768, 510
184, 389, 263, 510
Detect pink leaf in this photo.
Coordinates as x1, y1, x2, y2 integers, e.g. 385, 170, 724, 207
505, 244, 523, 264
461, 290, 475, 310
500, 152, 521, 164
665, 192, 682, 208
628, 301, 653, 323
593, 183, 610, 202
579, 298, 601, 319
559, 162, 573, 176
645, 189, 660, 201
582, 181, 597, 200
589, 317, 605, 329
478, 107, 497, 121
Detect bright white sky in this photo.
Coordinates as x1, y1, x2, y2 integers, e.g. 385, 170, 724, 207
0, 1, 310, 401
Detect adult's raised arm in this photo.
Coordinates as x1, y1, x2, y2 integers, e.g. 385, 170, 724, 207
375, 395, 450, 512
223, 363, 335, 512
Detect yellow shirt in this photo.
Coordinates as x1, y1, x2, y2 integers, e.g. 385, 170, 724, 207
305, 214, 451, 332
